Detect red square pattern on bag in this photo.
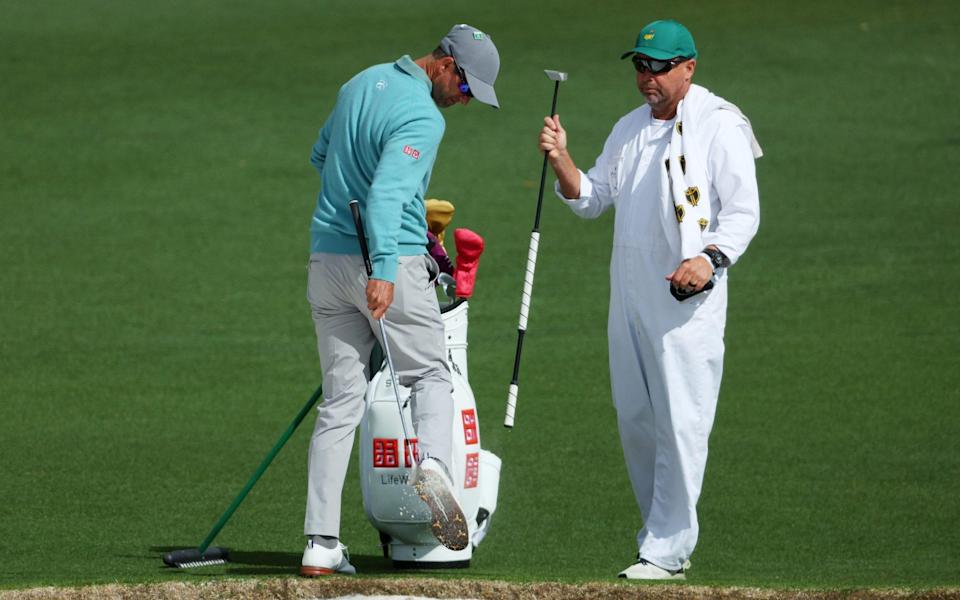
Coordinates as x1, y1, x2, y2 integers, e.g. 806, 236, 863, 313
404, 438, 419, 468
464, 452, 479, 488
462, 409, 478, 445
373, 438, 398, 468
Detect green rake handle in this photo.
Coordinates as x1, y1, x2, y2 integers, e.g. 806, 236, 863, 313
197, 385, 323, 553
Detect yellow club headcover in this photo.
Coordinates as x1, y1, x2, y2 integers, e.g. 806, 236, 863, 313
425, 199, 455, 246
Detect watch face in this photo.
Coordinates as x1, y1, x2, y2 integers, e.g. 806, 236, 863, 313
706, 250, 722, 269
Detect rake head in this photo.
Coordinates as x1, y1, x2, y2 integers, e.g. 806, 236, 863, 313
163, 546, 229, 569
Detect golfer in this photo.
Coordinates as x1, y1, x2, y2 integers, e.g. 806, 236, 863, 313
302, 24, 500, 576
539, 19, 761, 579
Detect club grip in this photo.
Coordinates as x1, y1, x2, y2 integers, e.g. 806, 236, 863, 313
348, 199, 373, 277
504, 383, 518, 428
518, 232, 540, 330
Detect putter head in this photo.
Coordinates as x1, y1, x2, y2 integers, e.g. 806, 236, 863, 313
544, 70, 568, 82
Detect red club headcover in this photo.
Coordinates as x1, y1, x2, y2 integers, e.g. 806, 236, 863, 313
454, 228, 485, 299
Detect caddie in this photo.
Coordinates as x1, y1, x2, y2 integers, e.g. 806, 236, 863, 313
538, 19, 761, 579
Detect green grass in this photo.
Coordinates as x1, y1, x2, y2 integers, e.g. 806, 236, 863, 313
1, 0, 958, 591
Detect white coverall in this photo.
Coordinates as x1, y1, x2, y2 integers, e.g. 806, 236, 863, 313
558, 101, 759, 570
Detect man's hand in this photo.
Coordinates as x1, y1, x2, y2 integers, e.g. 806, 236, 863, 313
539, 115, 580, 198
539, 115, 568, 160
666, 256, 714, 293
366, 279, 394, 320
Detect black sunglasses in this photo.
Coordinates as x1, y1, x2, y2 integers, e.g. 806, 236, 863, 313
632, 55, 689, 75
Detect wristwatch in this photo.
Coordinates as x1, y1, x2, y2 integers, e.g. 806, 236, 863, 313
700, 247, 729, 272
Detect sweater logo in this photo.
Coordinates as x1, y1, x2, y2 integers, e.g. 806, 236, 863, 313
403, 145, 421, 160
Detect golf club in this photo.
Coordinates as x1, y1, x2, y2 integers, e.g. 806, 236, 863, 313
504, 69, 568, 429
348, 199, 416, 460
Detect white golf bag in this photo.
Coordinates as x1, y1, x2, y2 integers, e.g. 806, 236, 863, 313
359, 297, 501, 568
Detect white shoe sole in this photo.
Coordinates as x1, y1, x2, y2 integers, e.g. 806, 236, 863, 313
618, 559, 688, 580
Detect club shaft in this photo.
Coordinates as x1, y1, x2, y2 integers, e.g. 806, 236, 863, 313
510, 330, 526, 379
532, 81, 561, 233
505, 78, 562, 429
533, 154, 549, 233
378, 317, 414, 449
504, 330, 525, 428
198, 386, 323, 553
550, 79, 560, 116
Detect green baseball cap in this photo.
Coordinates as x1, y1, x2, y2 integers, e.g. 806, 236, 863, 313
620, 19, 697, 61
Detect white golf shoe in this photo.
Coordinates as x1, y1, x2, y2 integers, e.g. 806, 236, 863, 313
413, 458, 469, 551
618, 557, 690, 580
299, 537, 356, 577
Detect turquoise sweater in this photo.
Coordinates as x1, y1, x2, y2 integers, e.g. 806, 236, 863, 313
309, 55, 445, 283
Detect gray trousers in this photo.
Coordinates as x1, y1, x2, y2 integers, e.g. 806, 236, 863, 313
304, 252, 453, 537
